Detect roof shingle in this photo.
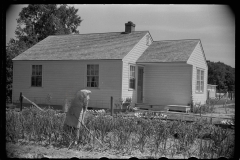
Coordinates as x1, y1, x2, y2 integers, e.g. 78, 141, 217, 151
137, 39, 200, 63
13, 31, 148, 60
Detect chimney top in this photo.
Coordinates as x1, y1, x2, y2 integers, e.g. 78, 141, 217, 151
125, 21, 135, 33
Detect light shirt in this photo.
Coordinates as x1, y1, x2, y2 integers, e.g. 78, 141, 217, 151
64, 89, 91, 128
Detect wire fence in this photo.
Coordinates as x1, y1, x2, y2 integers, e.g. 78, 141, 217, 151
12, 96, 112, 110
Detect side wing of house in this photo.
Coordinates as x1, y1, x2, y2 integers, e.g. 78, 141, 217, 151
121, 32, 153, 103
187, 41, 208, 105
12, 60, 122, 108
143, 63, 192, 106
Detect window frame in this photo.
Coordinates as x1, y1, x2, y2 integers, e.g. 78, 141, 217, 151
31, 65, 43, 87
129, 65, 136, 90
196, 68, 204, 93
86, 64, 99, 88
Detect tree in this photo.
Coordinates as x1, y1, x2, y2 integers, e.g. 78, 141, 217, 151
15, 4, 82, 46
6, 39, 29, 103
6, 4, 82, 103
207, 61, 235, 93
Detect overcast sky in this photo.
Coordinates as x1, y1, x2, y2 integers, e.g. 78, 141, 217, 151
6, 4, 235, 68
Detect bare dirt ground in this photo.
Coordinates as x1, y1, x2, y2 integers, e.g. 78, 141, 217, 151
6, 104, 234, 159
6, 141, 185, 159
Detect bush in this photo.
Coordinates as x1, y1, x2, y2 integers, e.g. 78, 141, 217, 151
192, 104, 214, 114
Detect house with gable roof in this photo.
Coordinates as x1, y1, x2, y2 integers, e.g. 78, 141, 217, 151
12, 21, 208, 110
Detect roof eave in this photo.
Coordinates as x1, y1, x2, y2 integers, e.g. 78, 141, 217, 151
136, 61, 188, 64
12, 59, 123, 61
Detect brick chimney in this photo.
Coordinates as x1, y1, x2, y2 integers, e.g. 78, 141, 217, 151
125, 21, 135, 33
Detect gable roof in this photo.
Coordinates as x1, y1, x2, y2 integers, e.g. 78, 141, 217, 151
13, 31, 148, 60
137, 39, 200, 63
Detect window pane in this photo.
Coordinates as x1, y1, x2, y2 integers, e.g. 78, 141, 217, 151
87, 69, 90, 75
91, 81, 95, 87
31, 76, 36, 86
91, 69, 94, 75
94, 69, 99, 75
91, 76, 95, 82
37, 76, 42, 86
133, 79, 135, 89
201, 71, 204, 81
39, 66, 42, 75
90, 65, 94, 70
197, 71, 200, 80
32, 65, 36, 75
95, 82, 98, 87
196, 81, 200, 92
36, 66, 40, 75
129, 79, 135, 89
129, 79, 132, 88
196, 85, 200, 92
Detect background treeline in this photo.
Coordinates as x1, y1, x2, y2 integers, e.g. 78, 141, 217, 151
207, 60, 235, 93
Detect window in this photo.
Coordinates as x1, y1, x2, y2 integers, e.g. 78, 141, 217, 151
196, 68, 204, 93
129, 65, 135, 89
31, 65, 42, 87
87, 64, 99, 87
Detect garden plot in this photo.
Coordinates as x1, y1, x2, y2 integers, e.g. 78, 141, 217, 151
6, 106, 235, 159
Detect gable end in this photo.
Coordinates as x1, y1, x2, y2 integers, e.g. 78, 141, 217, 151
187, 40, 208, 68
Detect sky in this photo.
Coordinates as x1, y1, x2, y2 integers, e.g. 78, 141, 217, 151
6, 4, 235, 68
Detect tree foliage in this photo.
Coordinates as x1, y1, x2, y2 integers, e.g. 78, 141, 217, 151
207, 61, 235, 93
15, 4, 82, 46
6, 4, 82, 103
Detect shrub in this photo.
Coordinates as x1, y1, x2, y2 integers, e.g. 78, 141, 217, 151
192, 104, 214, 114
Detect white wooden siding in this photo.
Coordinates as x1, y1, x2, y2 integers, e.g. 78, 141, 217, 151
143, 64, 192, 105
187, 42, 208, 105
12, 60, 122, 108
121, 32, 153, 103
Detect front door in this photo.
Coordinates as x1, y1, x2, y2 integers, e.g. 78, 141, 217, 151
137, 67, 144, 103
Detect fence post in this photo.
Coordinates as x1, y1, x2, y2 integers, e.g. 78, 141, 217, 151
200, 105, 201, 117
19, 92, 23, 111
111, 96, 113, 116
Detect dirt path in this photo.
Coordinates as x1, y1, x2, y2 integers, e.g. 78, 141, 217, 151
6, 142, 135, 159
6, 141, 187, 159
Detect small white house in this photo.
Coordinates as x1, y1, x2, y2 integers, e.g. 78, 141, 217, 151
12, 21, 208, 109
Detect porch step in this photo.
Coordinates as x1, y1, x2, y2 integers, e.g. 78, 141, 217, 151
135, 104, 168, 111
135, 104, 191, 113
166, 105, 191, 113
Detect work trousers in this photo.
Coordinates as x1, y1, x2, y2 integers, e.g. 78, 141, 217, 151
63, 123, 80, 141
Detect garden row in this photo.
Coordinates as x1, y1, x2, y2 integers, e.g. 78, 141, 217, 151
6, 107, 234, 159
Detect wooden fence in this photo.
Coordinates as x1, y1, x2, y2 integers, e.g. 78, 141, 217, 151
215, 92, 235, 100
